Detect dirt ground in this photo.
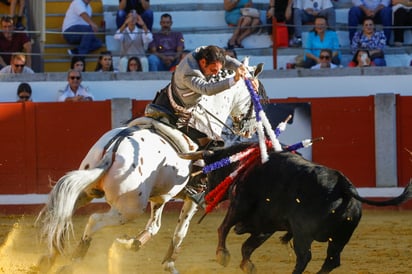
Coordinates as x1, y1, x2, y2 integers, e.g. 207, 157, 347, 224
0, 208, 412, 274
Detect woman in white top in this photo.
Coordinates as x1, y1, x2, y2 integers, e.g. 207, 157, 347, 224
114, 11, 152, 72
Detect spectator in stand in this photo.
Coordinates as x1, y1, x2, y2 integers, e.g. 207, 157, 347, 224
94, 51, 117, 72
348, 49, 376, 66
310, 48, 338, 69
147, 13, 185, 71
302, 16, 340, 68
62, 0, 103, 56
116, 0, 153, 31
290, 0, 336, 47
169, 49, 190, 72
70, 56, 86, 72
348, 0, 392, 43
0, 0, 26, 29
0, 53, 34, 73
16, 82, 32, 102
114, 11, 152, 72
127, 56, 142, 72
224, 0, 261, 49
266, 0, 293, 43
391, 0, 412, 47
351, 17, 386, 66
0, 15, 31, 69
58, 70, 94, 102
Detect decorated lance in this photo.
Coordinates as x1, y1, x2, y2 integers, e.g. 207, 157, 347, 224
244, 79, 282, 163
285, 137, 324, 152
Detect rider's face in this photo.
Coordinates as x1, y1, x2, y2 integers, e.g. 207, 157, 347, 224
199, 60, 222, 76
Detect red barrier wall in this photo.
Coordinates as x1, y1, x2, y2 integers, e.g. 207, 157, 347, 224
0, 96, 411, 196
271, 96, 375, 187
396, 96, 412, 186
0, 101, 112, 194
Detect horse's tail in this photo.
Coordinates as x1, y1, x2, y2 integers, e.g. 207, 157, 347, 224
36, 152, 113, 255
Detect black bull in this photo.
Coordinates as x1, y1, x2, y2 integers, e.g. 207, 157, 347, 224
189, 143, 412, 274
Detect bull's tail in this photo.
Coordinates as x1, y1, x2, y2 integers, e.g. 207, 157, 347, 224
347, 179, 412, 207
36, 153, 113, 256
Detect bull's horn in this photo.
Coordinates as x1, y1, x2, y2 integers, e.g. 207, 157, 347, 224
178, 150, 213, 160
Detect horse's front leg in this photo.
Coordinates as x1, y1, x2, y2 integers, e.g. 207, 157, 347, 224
162, 198, 198, 274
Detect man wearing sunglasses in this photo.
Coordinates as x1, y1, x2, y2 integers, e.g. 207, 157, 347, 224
310, 48, 338, 69
58, 70, 94, 102
0, 16, 32, 69
0, 53, 34, 73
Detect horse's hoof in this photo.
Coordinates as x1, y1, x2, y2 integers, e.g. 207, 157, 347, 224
36, 255, 55, 273
240, 259, 257, 274
72, 237, 91, 260
163, 261, 179, 274
216, 248, 230, 267
115, 235, 141, 251
56, 264, 74, 274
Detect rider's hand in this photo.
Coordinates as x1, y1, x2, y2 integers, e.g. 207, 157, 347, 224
234, 65, 247, 82
249, 78, 259, 92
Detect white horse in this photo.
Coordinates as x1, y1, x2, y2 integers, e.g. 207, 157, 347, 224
35, 72, 260, 273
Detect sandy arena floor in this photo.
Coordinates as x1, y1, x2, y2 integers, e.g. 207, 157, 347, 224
0, 209, 412, 274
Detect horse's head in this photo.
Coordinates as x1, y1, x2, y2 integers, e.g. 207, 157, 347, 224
193, 58, 266, 143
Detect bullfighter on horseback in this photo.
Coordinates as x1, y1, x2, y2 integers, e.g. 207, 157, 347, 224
150, 45, 259, 208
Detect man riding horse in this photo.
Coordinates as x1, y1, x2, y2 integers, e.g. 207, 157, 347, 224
149, 45, 259, 208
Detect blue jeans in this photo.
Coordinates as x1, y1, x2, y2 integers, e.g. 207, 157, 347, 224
348, 6, 392, 43
63, 25, 103, 55
116, 9, 154, 31
148, 54, 179, 71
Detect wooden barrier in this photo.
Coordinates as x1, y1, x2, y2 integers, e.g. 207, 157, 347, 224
0, 96, 411, 198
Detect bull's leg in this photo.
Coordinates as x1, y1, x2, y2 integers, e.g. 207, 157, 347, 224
216, 206, 239, 267
292, 234, 313, 274
162, 198, 198, 274
318, 220, 359, 274
239, 232, 273, 274
72, 208, 129, 260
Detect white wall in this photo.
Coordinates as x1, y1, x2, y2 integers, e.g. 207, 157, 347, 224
1, 72, 411, 103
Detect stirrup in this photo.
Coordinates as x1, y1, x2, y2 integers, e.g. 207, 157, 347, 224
186, 189, 206, 209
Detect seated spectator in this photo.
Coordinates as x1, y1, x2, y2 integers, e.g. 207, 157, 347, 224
351, 18, 386, 66
348, 0, 392, 43
310, 48, 338, 69
302, 16, 340, 68
391, 0, 412, 47
225, 0, 261, 48
0, 0, 26, 29
58, 70, 94, 102
70, 56, 86, 72
348, 49, 376, 67
0, 15, 32, 69
290, 0, 336, 47
148, 13, 184, 71
95, 51, 117, 72
16, 82, 32, 102
169, 49, 191, 72
114, 11, 152, 72
62, 0, 103, 56
116, 0, 153, 31
266, 0, 293, 45
127, 56, 142, 72
0, 53, 34, 73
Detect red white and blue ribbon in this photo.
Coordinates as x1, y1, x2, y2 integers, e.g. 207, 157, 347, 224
244, 79, 282, 163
